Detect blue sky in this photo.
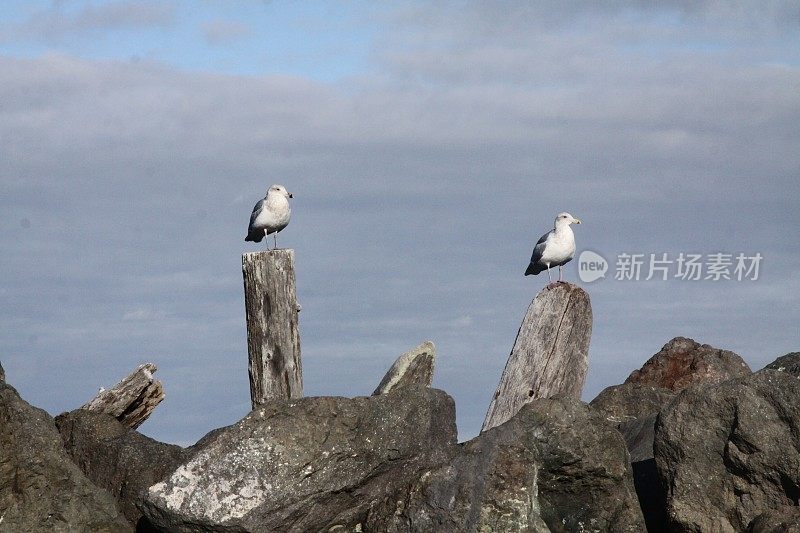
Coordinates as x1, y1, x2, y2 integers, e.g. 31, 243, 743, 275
0, 1, 379, 80
1, 1, 799, 445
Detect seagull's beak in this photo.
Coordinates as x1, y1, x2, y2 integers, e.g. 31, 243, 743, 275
288, 193, 293, 198
573, 218, 581, 224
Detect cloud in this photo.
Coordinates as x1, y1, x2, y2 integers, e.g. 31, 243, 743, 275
380, 0, 800, 88
1, 0, 177, 43
202, 19, 252, 46
122, 307, 168, 321
1, 1, 799, 444
386, 1, 800, 37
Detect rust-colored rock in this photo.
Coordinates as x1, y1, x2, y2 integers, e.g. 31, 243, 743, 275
625, 337, 750, 392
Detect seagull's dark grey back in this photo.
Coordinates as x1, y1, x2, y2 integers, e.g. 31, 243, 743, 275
530, 229, 552, 265
248, 198, 265, 230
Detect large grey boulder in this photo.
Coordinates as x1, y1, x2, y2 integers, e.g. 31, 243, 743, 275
764, 351, 800, 377
141, 387, 643, 532
367, 396, 646, 532
140, 387, 457, 532
0, 382, 132, 532
373, 340, 436, 395
654, 370, 800, 532
626, 336, 751, 391
55, 408, 190, 527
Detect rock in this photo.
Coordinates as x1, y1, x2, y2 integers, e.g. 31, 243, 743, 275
654, 369, 800, 532
592, 343, 750, 533
590, 382, 676, 424
590, 383, 677, 533
55, 409, 190, 528
617, 413, 659, 464
0, 360, 4, 382
748, 505, 800, 532
141, 388, 645, 532
0, 382, 132, 532
625, 336, 751, 391
482, 282, 592, 432
140, 387, 457, 532
370, 397, 645, 532
373, 340, 436, 395
630, 457, 668, 533
764, 352, 800, 377
613, 415, 668, 533
81, 362, 164, 429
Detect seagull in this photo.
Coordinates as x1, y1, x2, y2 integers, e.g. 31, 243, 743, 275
525, 212, 581, 286
245, 184, 293, 249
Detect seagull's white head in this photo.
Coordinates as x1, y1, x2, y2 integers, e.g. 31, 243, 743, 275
268, 184, 293, 199
555, 212, 581, 228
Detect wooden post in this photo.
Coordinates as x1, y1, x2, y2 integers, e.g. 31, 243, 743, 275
481, 282, 592, 433
80, 362, 164, 429
242, 249, 302, 408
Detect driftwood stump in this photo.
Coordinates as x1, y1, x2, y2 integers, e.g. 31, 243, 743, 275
242, 249, 302, 408
373, 341, 436, 395
482, 282, 592, 432
81, 362, 164, 429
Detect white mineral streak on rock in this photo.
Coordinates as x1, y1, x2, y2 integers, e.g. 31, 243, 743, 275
148, 437, 280, 521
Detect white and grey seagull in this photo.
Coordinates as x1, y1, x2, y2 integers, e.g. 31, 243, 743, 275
245, 184, 293, 249
525, 212, 581, 285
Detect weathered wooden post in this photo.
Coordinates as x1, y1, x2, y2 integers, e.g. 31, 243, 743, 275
242, 249, 302, 408
481, 282, 592, 432
80, 362, 164, 429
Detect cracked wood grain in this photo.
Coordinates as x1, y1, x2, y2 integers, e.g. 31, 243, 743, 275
481, 282, 592, 433
243, 249, 303, 408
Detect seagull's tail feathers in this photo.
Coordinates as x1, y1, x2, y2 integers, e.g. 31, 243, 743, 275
525, 262, 546, 276
245, 231, 264, 243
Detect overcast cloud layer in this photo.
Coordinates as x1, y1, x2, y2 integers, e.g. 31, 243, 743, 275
1, 1, 799, 444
